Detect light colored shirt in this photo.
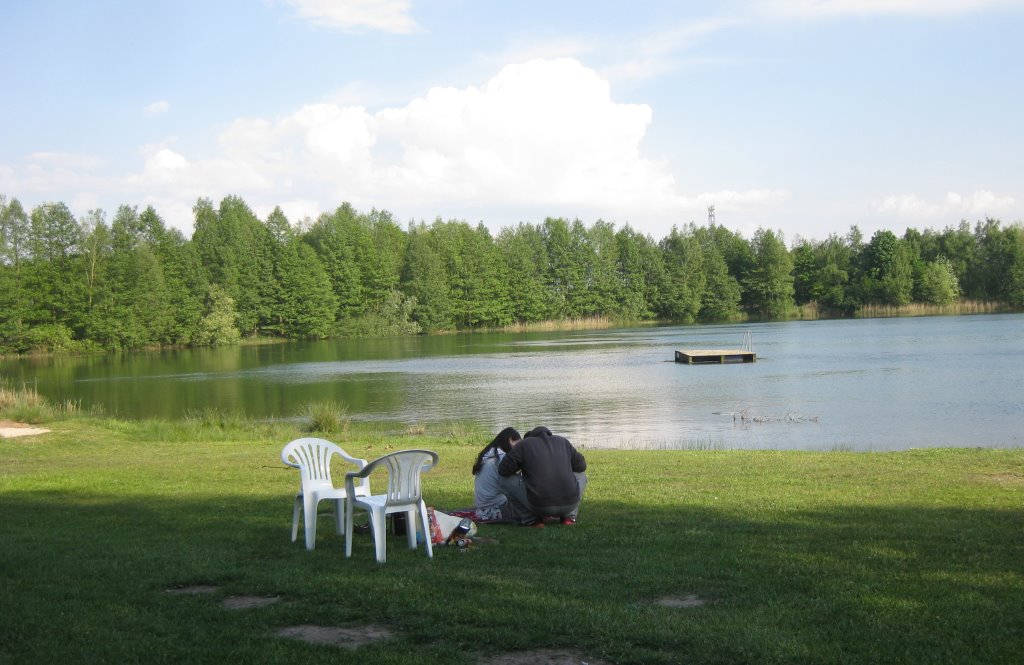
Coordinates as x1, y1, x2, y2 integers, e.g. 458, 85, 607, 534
473, 449, 508, 521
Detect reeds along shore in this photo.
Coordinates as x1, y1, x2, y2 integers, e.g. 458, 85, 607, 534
497, 315, 623, 332
790, 299, 1007, 321
498, 301, 1012, 332
854, 300, 1006, 318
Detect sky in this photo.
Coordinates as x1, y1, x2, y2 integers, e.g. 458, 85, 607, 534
3, 0, 1023, 243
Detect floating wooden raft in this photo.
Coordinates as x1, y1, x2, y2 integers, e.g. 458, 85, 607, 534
675, 349, 756, 364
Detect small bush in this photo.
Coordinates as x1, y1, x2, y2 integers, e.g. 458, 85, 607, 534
301, 400, 349, 433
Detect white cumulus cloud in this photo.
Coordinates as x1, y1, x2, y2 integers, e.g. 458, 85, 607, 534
874, 190, 1016, 219
283, 0, 417, 33
4, 58, 788, 236
764, 0, 1024, 17
145, 100, 169, 116
119, 58, 698, 230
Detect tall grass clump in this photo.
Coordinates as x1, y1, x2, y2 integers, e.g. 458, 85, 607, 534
300, 400, 349, 433
183, 407, 251, 430
0, 381, 55, 424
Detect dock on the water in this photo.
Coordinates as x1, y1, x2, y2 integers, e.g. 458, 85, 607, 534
675, 349, 756, 364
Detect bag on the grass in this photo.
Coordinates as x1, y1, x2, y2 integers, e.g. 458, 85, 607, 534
426, 507, 477, 544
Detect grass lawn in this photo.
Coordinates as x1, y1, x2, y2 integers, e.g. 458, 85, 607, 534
1, 417, 1022, 664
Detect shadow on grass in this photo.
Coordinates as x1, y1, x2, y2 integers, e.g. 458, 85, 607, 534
1, 490, 1022, 665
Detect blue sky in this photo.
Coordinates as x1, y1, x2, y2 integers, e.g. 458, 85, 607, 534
3, 0, 1022, 243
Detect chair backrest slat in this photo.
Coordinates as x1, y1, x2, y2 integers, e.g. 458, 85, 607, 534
359, 449, 437, 507
282, 437, 363, 485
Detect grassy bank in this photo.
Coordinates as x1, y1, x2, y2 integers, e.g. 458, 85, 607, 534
1, 416, 1022, 664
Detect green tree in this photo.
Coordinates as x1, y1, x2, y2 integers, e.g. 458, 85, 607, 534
585, 220, 623, 316
196, 284, 241, 346
658, 225, 705, 322
460, 222, 512, 327
858, 230, 913, 305
1005, 226, 1024, 307
276, 237, 337, 338
305, 203, 365, 322
817, 234, 858, 312
790, 234, 857, 313
96, 206, 151, 347
743, 228, 794, 318
79, 209, 110, 318
84, 205, 180, 349
497, 223, 552, 323
191, 196, 272, 336
916, 257, 960, 305
709, 225, 754, 286
791, 239, 816, 306
970, 219, 1021, 302
144, 208, 206, 345
0, 197, 32, 348
614, 225, 661, 319
694, 227, 741, 320
541, 218, 592, 318
257, 207, 291, 335
425, 219, 509, 328
26, 202, 84, 332
401, 222, 453, 332
934, 222, 977, 297
361, 208, 407, 310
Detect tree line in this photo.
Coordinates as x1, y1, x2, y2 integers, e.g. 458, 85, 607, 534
1, 193, 1022, 354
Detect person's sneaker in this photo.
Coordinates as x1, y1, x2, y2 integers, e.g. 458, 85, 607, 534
541, 515, 560, 524
529, 520, 545, 528
561, 517, 577, 526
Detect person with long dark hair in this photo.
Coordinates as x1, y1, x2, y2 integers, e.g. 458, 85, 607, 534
471, 426, 521, 522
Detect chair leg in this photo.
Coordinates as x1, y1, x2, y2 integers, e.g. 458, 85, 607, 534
345, 500, 355, 558
418, 501, 433, 559
291, 495, 301, 543
333, 499, 345, 535
369, 509, 387, 563
405, 508, 418, 549
303, 494, 318, 550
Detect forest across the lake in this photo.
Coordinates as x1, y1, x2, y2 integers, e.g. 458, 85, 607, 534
1, 193, 1021, 355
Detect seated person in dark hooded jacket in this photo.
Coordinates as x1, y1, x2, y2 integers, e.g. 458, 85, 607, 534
497, 426, 588, 526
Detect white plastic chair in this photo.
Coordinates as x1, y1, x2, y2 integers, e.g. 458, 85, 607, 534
281, 438, 371, 550
344, 449, 439, 563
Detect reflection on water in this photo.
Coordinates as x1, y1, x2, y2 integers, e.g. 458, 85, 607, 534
4, 314, 1023, 451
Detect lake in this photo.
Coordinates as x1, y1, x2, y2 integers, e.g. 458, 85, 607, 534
4, 313, 1022, 451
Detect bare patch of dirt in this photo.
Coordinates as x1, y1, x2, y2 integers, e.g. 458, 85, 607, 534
0, 421, 50, 438
276, 624, 394, 649
654, 594, 706, 608
164, 585, 220, 595
222, 595, 282, 609
478, 649, 613, 665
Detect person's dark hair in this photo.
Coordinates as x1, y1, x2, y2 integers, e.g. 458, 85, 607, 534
471, 427, 521, 475
525, 426, 552, 438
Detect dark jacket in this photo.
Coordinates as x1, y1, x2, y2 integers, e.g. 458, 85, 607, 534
497, 427, 586, 508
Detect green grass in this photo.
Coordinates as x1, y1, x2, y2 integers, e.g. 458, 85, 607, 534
1, 416, 1022, 664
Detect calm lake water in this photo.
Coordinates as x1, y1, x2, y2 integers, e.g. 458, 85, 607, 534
4, 314, 1023, 451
